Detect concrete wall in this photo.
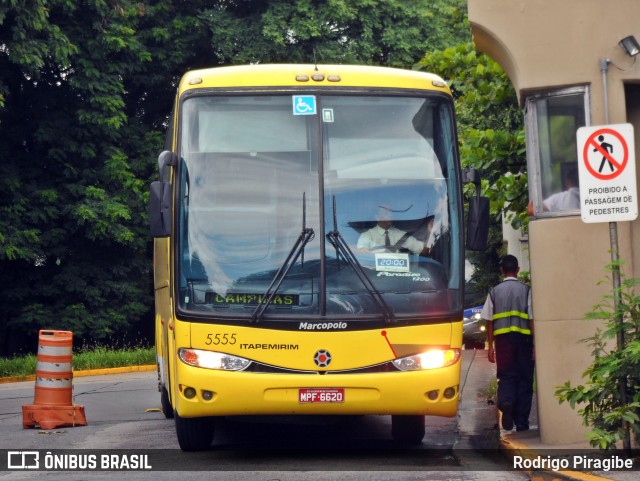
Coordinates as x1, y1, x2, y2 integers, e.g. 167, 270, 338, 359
468, 0, 640, 445
502, 213, 529, 273
468, 0, 640, 121
529, 218, 632, 444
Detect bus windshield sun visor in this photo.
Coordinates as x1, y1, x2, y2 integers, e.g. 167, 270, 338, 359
251, 194, 315, 323
326, 197, 394, 324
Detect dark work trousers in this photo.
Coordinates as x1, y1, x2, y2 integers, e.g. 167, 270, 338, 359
495, 332, 535, 427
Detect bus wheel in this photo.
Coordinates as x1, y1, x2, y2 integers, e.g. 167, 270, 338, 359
161, 386, 174, 419
391, 415, 425, 446
174, 413, 215, 451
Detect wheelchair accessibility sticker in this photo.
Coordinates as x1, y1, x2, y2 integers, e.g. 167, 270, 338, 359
292, 95, 317, 115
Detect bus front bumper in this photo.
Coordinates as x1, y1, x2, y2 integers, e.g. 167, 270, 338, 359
173, 362, 461, 419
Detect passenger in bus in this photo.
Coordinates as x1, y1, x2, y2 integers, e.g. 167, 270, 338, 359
357, 205, 430, 256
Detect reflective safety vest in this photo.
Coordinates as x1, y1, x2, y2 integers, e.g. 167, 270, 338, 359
489, 278, 531, 336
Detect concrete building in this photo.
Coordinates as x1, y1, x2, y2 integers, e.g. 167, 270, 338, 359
468, 0, 640, 445
502, 210, 529, 273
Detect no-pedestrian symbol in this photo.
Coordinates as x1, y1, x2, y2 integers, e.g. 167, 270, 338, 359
576, 123, 638, 223
582, 128, 628, 180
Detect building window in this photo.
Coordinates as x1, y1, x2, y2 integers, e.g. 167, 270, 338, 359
525, 87, 590, 217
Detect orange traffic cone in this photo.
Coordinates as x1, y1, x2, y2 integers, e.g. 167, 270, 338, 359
22, 330, 87, 429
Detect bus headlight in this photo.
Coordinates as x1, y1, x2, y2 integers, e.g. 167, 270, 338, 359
178, 348, 252, 371
392, 348, 461, 371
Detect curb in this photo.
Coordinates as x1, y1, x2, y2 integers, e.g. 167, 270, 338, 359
0, 364, 156, 384
499, 435, 618, 481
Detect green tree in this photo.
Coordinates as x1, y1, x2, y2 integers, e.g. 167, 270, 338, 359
417, 43, 526, 298
200, 0, 468, 66
0, 0, 470, 353
0, 1, 160, 352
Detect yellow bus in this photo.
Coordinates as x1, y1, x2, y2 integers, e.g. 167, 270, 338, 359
150, 64, 488, 451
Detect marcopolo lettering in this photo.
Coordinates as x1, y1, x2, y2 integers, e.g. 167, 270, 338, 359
299, 322, 348, 330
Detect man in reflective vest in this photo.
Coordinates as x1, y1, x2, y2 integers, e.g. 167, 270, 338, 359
481, 255, 534, 431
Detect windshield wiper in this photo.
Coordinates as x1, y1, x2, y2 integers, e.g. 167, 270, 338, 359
251, 194, 315, 323
325, 196, 394, 324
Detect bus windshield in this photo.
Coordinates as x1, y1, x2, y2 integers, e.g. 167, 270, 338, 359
177, 93, 462, 321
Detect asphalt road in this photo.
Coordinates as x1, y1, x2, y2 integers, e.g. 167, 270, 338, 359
0, 352, 526, 480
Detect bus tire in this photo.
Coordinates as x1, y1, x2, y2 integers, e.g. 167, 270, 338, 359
391, 415, 425, 446
161, 386, 174, 419
174, 412, 215, 451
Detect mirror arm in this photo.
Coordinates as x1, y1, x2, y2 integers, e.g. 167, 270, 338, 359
461, 167, 482, 198
158, 150, 177, 181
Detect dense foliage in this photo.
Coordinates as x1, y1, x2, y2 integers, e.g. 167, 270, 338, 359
1, 0, 480, 354
417, 43, 526, 301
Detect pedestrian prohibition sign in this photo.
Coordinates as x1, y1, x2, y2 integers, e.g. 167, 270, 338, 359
583, 128, 628, 180
576, 123, 637, 223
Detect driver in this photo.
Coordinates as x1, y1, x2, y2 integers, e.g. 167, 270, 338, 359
356, 205, 429, 256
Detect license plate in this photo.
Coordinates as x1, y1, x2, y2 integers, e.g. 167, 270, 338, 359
298, 388, 345, 403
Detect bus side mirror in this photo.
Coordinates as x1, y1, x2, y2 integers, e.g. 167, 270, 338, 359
462, 168, 489, 251
149, 151, 175, 238
466, 195, 489, 251
150, 181, 172, 238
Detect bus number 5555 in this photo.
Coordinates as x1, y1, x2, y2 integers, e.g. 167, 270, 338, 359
205, 333, 237, 346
